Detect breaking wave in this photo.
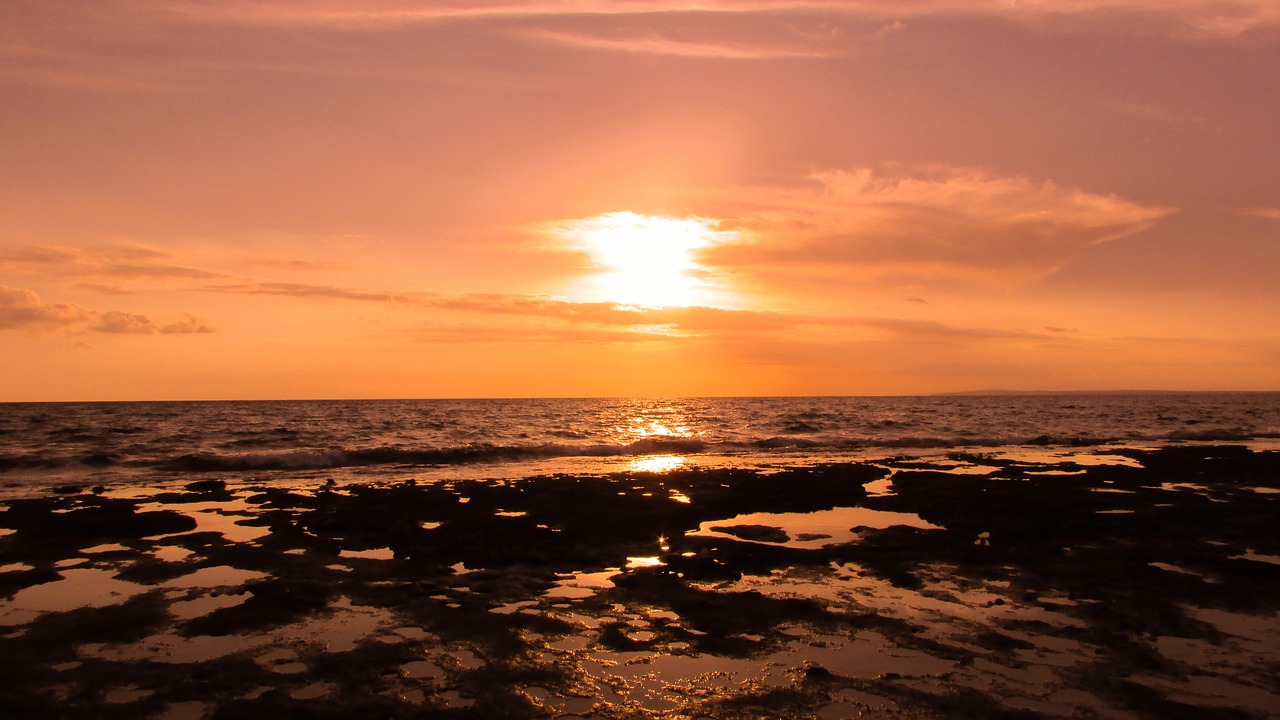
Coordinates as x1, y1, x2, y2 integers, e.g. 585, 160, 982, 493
166, 438, 716, 472
158, 428, 1275, 473
1, 395, 1277, 490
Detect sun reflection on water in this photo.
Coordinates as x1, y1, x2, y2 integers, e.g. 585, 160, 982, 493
625, 418, 692, 439
640, 422, 676, 437
629, 455, 687, 473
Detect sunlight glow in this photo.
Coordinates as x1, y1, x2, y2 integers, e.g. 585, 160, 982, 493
637, 421, 677, 437
629, 455, 687, 473
550, 211, 737, 307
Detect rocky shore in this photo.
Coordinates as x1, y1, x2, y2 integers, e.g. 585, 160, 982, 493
2, 445, 1279, 719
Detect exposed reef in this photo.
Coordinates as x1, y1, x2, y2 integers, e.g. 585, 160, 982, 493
1, 447, 1279, 718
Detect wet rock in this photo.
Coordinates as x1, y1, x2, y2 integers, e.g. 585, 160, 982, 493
802, 663, 832, 679
708, 524, 790, 543
3, 447, 1280, 720
662, 553, 742, 582
183, 578, 333, 636
3, 497, 197, 543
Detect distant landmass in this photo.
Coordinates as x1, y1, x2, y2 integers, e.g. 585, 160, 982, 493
931, 389, 1229, 397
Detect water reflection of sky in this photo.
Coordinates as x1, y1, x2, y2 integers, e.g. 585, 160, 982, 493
609, 402, 700, 443
628, 455, 686, 473
614, 404, 700, 474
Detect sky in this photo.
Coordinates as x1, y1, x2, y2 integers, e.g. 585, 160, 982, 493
2, 0, 1279, 400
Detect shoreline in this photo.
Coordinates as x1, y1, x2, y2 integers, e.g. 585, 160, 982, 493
8, 437, 1280, 506
2, 445, 1279, 718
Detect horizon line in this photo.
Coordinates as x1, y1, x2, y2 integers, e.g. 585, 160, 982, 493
3, 389, 1278, 404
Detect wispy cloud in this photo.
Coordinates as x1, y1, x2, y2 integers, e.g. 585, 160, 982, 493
0, 245, 223, 283
155, 1, 841, 28
156, 1, 1280, 36
207, 281, 422, 304
518, 28, 839, 59
1107, 101, 1214, 129
247, 257, 347, 272
405, 325, 671, 345
75, 283, 135, 296
3, 0, 1270, 94
204, 280, 1051, 343
205, 281, 768, 330
1244, 207, 1280, 222
701, 166, 1173, 287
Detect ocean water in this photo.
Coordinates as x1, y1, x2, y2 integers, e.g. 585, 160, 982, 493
1, 393, 1277, 496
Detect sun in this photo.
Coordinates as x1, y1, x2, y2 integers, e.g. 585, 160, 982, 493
550, 211, 736, 307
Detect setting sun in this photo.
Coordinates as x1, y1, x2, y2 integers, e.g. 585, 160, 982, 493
549, 211, 737, 307
2, 1, 1278, 398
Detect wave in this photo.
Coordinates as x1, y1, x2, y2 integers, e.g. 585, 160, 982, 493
171, 449, 352, 472
159, 429, 1263, 473
1159, 426, 1254, 442
164, 436, 1010, 472
3, 426, 1275, 476
165, 437, 714, 472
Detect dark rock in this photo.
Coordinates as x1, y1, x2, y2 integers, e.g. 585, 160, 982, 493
185, 479, 228, 493
709, 524, 790, 543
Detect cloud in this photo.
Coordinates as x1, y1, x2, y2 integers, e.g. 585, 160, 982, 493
160, 314, 216, 334
876, 19, 907, 37
406, 325, 672, 345
855, 316, 1041, 341
0, 283, 215, 335
1106, 101, 1214, 129
247, 257, 346, 271
90, 311, 157, 334
206, 281, 699, 325
272, 285, 807, 334
0, 285, 87, 331
91, 309, 218, 336
99, 262, 221, 280
518, 28, 839, 59
152, 1, 1280, 38
0, 246, 81, 265
0, 284, 215, 337
1244, 207, 1280, 222
75, 283, 134, 296
205, 279, 1052, 343
702, 166, 1173, 286
155, 1, 1280, 34
0, 244, 223, 282
207, 281, 423, 303
3, 0, 1270, 94
431, 301, 1055, 347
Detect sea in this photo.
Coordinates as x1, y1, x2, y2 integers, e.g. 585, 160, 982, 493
2, 393, 1278, 498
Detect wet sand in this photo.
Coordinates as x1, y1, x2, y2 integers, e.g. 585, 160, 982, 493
2, 445, 1279, 719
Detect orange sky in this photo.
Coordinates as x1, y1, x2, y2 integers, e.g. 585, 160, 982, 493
2, 1, 1279, 400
